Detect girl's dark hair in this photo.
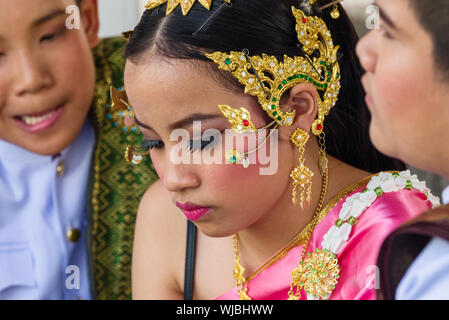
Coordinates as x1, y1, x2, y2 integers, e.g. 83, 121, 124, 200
409, 0, 449, 80
126, 0, 405, 173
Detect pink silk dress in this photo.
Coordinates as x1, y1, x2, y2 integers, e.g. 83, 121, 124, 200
216, 172, 437, 300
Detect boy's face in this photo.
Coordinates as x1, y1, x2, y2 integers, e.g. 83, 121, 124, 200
0, 0, 99, 155
356, 0, 449, 175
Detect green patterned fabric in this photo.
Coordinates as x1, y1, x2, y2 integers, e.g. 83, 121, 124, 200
86, 37, 158, 300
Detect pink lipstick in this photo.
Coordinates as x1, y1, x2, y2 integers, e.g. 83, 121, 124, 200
176, 202, 211, 221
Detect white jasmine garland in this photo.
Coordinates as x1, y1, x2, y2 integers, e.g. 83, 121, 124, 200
321, 171, 441, 257
308, 170, 441, 300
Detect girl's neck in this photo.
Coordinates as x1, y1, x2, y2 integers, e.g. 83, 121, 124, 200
235, 150, 371, 274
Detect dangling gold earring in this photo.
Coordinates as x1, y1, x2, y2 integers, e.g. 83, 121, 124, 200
330, 5, 340, 19
289, 128, 314, 209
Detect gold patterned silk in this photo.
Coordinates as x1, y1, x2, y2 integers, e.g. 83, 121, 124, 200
88, 37, 158, 299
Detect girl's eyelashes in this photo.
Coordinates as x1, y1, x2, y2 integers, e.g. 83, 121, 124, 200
139, 130, 222, 153
139, 139, 164, 151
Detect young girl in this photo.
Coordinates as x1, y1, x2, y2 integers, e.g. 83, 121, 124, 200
357, 0, 449, 299
125, 0, 438, 300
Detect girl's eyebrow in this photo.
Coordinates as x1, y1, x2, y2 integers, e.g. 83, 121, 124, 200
134, 113, 222, 132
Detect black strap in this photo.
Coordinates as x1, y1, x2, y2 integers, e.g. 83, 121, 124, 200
183, 221, 197, 300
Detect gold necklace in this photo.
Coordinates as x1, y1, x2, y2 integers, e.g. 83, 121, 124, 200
232, 156, 329, 300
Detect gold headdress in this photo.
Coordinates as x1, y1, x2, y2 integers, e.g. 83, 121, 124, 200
146, 0, 214, 16
206, 7, 341, 136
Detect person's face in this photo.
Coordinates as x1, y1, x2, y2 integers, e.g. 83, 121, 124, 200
356, 0, 449, 173
0, 0, 99, 155
125, 58, 295, 237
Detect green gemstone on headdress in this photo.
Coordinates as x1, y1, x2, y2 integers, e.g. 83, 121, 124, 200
278, 85, 283, 90
225, 58, 231, 65
277, 116, 282, 121
273, 112, 278, 116
272, 98, 277, 102
282, 80, 287, 85
271, 105, 277, 110
406, 180, 413, 189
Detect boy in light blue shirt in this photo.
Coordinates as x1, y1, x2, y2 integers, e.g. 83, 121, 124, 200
0, 0, 157, 299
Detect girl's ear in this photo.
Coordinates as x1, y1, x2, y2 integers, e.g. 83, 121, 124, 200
280, 83, 319, 137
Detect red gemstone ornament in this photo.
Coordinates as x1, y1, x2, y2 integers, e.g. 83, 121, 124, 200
243, 120, 250, 127
316, 124, 323, 131
302, 17, 307, 23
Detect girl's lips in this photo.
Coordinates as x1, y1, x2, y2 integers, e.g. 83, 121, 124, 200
14, 105, 64, 134
176, 202, 211, 221
182, 207, 211, 221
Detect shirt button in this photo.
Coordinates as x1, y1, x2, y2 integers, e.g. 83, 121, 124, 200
57, 162, 65, 177
67, 229, 81, 243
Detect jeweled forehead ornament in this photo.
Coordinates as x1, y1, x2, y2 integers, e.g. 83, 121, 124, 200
206, 6, 341, 136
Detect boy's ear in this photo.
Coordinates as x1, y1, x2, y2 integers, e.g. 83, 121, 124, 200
80, 0, 100, 48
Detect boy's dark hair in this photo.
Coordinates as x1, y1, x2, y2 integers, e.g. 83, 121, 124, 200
126, 0, 405, 173
409, 0, 449, 80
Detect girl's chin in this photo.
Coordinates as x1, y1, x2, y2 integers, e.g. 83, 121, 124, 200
194, 222, 236, 238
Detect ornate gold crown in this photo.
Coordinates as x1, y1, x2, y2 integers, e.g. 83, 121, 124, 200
146, 0, 215, 16
206, 7, 341, 136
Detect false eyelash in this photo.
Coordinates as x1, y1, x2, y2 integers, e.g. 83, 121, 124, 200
186, 135, 216, 153
137, 140, 164, 152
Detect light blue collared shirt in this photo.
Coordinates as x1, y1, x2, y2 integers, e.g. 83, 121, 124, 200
396, 185, 449, 300
0, 121, 95, 300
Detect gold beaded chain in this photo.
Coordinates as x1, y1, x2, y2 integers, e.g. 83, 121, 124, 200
232, 147, 329, 300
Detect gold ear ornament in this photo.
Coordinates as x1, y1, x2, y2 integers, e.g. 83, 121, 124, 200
206, 7, 341, 136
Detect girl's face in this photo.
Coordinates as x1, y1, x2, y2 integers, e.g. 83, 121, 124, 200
125, 58, 296, 237
356, 0, 449, 174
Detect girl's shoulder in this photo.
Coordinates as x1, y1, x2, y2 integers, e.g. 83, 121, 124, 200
133, 180, 188, 299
